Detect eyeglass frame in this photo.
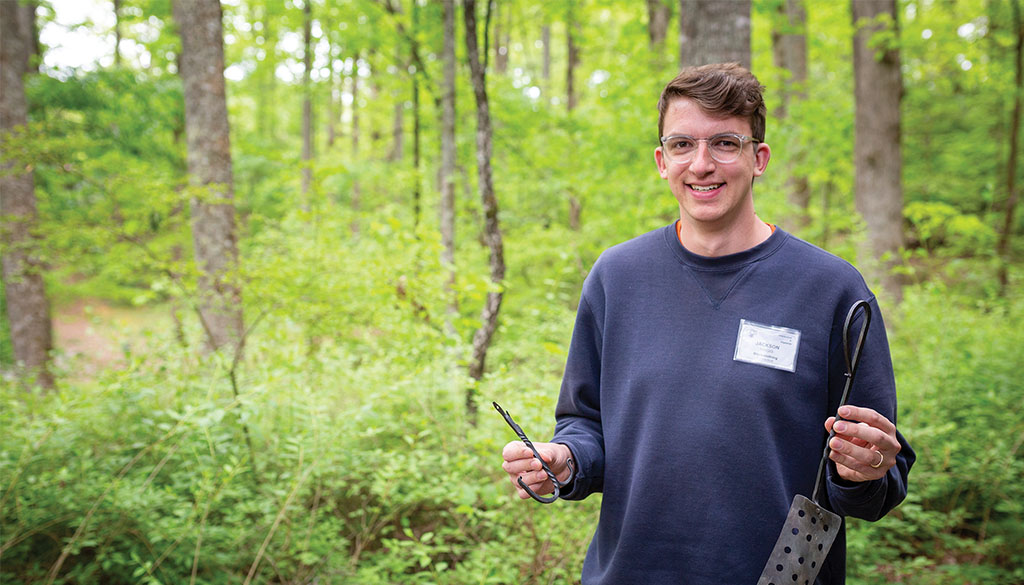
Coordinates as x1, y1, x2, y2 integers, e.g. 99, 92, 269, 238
658, 132, 761, 165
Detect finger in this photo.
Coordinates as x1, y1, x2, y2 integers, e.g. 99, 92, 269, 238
502, 441, 534, 462
833, 419, 898, 452
502, 456, 541, 477
829, 456, 868, 483
824, 416, 836, 432
829, 436, 887, 475
514, 476, 554, 498
837, 405, 896, 435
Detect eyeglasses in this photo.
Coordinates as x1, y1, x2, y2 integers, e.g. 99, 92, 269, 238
659, 133, 759, 165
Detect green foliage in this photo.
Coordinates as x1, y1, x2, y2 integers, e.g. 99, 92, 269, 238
2, 0, 1023, 582
846, 283, 1024, 585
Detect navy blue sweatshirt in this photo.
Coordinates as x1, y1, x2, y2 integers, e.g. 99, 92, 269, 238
552, 224, 914, 585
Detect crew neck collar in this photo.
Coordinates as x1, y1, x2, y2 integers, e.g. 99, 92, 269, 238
663, 221, 788, 270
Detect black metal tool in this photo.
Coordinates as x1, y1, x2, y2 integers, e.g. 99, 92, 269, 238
493, 402, 576, 504
756, 299, 872, 585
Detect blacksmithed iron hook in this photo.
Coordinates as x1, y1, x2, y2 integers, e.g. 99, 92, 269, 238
812, 299, 872, 504
493, 402, 576, 504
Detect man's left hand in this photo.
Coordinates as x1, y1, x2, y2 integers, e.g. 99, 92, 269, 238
824, 404, 901, 482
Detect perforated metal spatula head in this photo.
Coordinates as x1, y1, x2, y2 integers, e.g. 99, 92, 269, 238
756, 300, 873, 585
756, 495, 840, 585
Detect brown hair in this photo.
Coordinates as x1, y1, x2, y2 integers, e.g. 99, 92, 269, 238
657, 63, 766, 142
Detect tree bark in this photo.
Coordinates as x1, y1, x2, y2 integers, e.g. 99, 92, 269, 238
464, 0, 506, 422
173, 0, 244, 352
541, 24, 551, 80
647, 0, 670, 47
772, 0, 811, 231
495, 0, 509, 74
388, 100, 404, 162
566, 6, 580, 111
1, 1, 53, 389
679, 0, 751, 69
301, 0, 313, 203
852, 0, 904, 302
441, 0, 457, 325
998, 0, 1023, 294
350, 52, 361, 232
18, 1, 39, 73
113, 0, 123, 67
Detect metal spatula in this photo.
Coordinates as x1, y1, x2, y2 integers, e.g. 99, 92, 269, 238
756, 300, 872, 585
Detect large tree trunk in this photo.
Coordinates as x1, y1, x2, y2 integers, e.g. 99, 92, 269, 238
647, 0, 671, 47
301, 0, 313, 203
772, 0, 811, 231
441, 0, 457, 326
173, 0, 244, 352
679, 0, 751, 69
998, 0, 1023, 294
1, 1, 53, 389
464, 0, 505, 422
852, 0, 904, 302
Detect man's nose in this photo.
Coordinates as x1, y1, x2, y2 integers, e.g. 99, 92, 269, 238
688, 141, 716, 173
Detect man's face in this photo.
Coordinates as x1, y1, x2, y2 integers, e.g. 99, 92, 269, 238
654, 98, 770, 232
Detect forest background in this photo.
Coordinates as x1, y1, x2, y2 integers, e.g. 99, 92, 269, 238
1, 0, 1023, 583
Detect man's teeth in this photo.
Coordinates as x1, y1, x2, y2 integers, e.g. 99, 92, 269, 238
690, 183, 722, 192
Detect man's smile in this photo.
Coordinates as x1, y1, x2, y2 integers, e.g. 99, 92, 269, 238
688, 183, 723, 193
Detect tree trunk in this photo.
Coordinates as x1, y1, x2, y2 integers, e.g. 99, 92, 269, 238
772, 0, 810, 231
494, 0, 509, 74
441, 0, 458, 327
173, 0, 244, 352
542, 24, 551, 80
464, 0, 506, 422
388, 100, 404, 162
325, 14, 336, 149
998, 0, 1023, 294
852, 0, 904, 302
411, 0, 421, 228
350, 53, 361, 232
258, 4, 276, 140
19, 1, 39, 73
647, 0, 670, 47
566, 6, 580, 111
113, 0, 123, 66
679, 0, 751, 69
301, 0, 313, 203
1, 1, 53, 389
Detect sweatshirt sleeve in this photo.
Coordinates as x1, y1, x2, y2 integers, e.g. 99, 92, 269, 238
552, 288, 606, 500
826, 429, 915, 520
824, 296, 916, 520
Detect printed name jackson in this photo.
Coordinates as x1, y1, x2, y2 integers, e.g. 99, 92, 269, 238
755, 341, 781, 351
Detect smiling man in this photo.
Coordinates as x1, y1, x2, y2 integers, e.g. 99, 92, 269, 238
500, 63, 915, 584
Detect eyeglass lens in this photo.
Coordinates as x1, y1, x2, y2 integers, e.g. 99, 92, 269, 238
662, 134, 749, 164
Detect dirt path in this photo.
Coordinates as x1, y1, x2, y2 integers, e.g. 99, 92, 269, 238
53, 299, 169, 375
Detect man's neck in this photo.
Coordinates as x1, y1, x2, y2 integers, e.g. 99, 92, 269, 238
676, 213, 773, 257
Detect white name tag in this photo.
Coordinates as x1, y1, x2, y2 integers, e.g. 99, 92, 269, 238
733, 319, 801, 372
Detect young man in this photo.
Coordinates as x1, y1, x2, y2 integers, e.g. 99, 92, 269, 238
501, 63, 914, 584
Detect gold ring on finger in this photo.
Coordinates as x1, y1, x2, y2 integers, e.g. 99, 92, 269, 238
870, 450, 884, 469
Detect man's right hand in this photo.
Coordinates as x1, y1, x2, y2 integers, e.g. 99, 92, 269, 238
501, 441, 574, 500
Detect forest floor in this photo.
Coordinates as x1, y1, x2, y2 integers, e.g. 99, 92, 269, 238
52, 299, 170, 377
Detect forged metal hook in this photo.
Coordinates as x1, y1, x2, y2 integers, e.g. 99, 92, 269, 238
493, 402, 576, 504
812, 299, 872, 504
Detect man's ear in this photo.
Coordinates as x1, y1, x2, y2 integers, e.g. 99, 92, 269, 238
655, 147, 669, 179
753, 142, 771, 177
